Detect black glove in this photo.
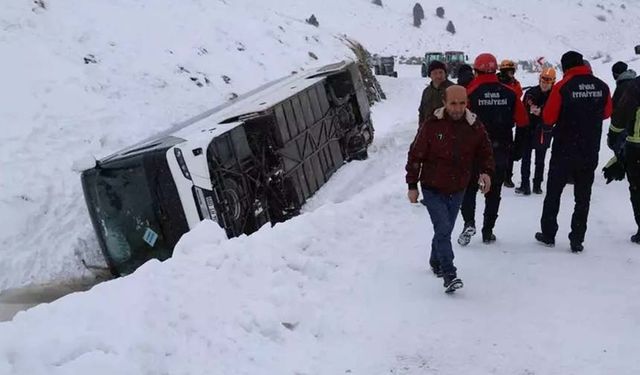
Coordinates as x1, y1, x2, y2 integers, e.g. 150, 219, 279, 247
602, 156, 626, 184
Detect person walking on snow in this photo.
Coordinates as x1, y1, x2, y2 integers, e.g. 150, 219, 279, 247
515, 67, 557, 195
418, 60, 454, 126
406, 85, 494, 293
458, 53, 528, 246
535, 51, 612, 253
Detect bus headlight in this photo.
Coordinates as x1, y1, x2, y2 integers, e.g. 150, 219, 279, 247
174, 148, 191, 180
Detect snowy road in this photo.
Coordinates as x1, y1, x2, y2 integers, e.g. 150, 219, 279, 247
1, 65, 639, 374
0, 279, 102, 322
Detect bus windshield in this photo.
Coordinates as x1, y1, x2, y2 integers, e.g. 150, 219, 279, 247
82, 154, 177, 274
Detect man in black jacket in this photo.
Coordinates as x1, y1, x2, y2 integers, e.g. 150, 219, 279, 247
605, 61, 637, 169
458, 53, 528, 246
515, 67, 556, 195
608, 75, 640, 243
535, 51, 612, 252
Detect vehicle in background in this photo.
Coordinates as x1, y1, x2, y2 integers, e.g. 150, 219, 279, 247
371, 56, 398, 77
444, 51, 468, 79
421, 52, 445, 77
81, 60, 374, 276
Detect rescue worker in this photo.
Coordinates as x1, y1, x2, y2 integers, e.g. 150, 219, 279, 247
515, 67, 556, 195
497, 59, 524, 188
607, 67, 640, 243
458, 53, 528, 246
611, 61, 637, 108
535, 51, 612, 252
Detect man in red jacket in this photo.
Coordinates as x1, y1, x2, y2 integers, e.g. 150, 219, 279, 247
406, 85, 494, 293
535, 51, 613, 252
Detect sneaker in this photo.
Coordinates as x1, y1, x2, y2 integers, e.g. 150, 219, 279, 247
504, 178, 515, 188
443, 274, 463, 293
482, 232, 496, 244
515, 185, 531, 195
535, 232, 555, 247
570, 242, 584, 253
431, 265, 444, 278
457, 224, 476, 246
532, 185, 543, 194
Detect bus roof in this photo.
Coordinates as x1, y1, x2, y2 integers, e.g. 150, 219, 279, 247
100, 60, 354, 161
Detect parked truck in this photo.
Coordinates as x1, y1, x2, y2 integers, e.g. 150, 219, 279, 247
81, 60, 374, 276
421, 52, 445, 77
444, 51, 468, 79
372, 56, 398, 77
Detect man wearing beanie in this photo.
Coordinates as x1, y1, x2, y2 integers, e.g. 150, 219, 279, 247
606, 61, 636, 157
535, 50, 613, 253
611, 61, 637, 108
456, 64, 474, 87
612, 61, 628, 80
418, 60, 453, 126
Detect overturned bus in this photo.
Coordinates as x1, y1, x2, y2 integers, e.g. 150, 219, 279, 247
81, 60, 374, 276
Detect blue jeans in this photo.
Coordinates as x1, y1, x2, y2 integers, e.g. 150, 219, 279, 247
421, 188, 465, 276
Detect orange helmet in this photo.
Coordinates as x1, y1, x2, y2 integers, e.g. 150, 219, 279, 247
499, 59, 516, 70
540, 67, 557, 82
474, 53, 498, 73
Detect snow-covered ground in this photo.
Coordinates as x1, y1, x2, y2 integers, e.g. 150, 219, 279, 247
2, 0, 640, 373
2, 0, 640, 291
0, 65, 639, 374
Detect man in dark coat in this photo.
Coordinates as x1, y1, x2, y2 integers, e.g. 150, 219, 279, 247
611, 61, 637, 108
608, 74, 640, 243
603, 62, 636, 191
535, 51, 612, 252
418, 60, 454, 126
406, 85, 494, 292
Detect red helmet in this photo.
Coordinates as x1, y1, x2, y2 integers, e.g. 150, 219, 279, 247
474, 53, 498, 73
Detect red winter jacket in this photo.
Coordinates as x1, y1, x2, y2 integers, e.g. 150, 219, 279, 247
406, 108, 495, 194
508, 80, 524, 99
